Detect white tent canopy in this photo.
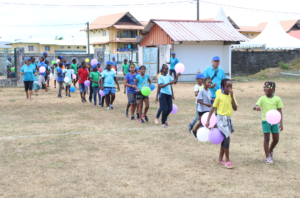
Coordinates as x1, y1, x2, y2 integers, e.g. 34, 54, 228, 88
214, 6, 233, 28
233, 15, 300, 50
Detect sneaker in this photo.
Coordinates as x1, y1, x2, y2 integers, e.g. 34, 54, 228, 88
89, 99, 92, 103
106, 107, 110, 110
265, 157, 273, 164
155, 118, 159, 125
144, 115, 149, 122
189, 123, 193, 132
58, 95, 62, 98
137, 112, 140, 119
190, 130, 197, 138
139, 119, 145, 124
165, 121, 169, 126
81, 99, 84, 103
94, 103, 97, 106
83, 98, 87, 102
131, 116, 135, 121
125, 110, 129, 117
99, 103, 102, 107
162, 124, 167, 128
110, 104, 114, 109
269, 151, 274, 160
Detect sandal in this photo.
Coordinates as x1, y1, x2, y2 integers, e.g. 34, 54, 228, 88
225, 161, 234, 169
219, 160, 226, 165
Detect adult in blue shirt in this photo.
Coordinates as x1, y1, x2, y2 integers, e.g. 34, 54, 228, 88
20, 57, 37, 99
112, 57, 118, 72
166, 52, 179, 79
203, 56, 226, 102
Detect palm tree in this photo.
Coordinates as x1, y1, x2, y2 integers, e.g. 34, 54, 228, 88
54, 36, 64, 40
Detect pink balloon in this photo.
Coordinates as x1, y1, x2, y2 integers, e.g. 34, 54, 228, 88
56, 59, 60, 64
91, 59, 97, 66
39, 67, 46, 73
175, 63, 185, 73
84, 80, 90, 87
265, 110, 281, 125
209, 128, 224, 144
201, 112, 217, 128
72, 74, 76, 79
99, 90, 105, 96
170, 104, 178, 114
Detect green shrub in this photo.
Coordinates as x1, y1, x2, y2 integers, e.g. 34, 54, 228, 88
279, 61, 289, 70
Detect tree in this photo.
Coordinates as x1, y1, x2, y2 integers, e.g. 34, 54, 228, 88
54, 36, 64, 40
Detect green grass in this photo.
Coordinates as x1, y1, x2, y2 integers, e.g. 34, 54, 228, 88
10, 100, 15, 102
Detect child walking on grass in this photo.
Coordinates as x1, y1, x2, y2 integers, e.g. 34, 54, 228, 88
135, 65, 151, 123
205, 78, 238, 169
64, 62, 72, 97
89, 65, 102, 106
253, 81, 283, 164
56, 63, 64, 98
190, 77, 213, 137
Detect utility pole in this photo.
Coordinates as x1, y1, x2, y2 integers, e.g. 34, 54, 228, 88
86, 22, 90, 55
197, 0, 199, 20
72, 36, 74, 54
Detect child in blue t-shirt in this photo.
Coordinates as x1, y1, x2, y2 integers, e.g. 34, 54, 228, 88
100, 61, 120, 110
57, 63, 65, 98
158, 64, 180, 128
134, 65, 151, 124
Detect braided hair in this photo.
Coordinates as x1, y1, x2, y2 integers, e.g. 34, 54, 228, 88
221, 78, 232, 93
264, 81, 276, 90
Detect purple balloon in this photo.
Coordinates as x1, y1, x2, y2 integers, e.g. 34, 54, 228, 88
208, 128, 224, 144
91, 59, 97, 66
84, 80, 90, 87
170, 104, 178, 114
99, 89, 105, 96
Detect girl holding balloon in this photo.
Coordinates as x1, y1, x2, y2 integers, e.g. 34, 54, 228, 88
63, 63, 73, 97
158, 64, 180, 128
37, 57, 48, 92
253, 81, 283, 164
205, 78, 237, 169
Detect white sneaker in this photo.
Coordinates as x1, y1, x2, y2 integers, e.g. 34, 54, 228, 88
106, 107, 110, 110
155, 118, 159, 125
110, 104, 114, 109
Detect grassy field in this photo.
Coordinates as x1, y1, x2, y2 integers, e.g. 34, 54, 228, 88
0, 80, 300, 197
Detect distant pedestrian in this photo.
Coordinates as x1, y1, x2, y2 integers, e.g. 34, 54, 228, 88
166, 52, 179, 79
20, 57, 37, 99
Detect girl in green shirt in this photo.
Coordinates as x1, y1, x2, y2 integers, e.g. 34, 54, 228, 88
71, 59, 78, 87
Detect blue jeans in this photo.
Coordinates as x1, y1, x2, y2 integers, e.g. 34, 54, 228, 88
92, 87, 101, 104
169, 69, 176, 79
89, 82, 94, 100
191, 104, 199, 126
161, 93, 172, 124
156, 96, 163, 119
79, 83, 87, 93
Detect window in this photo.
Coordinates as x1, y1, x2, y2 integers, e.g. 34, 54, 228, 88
68, 46, 71, 49
251, 34, 254, 36
103, 30, 106, 36
130, 30, 137, 38
243, 33, 249, 38
124, 30, 129, 37
77, 46, 79, 49
83, 46, 86, 49
61, 46, 64, 49
124, 44, 128, 49
28, 46, 34, 51
45, 46, 50, 51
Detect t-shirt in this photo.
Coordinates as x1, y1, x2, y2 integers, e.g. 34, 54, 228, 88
158, 74, 173, 95
63, 69, 72, 82
197, 88, 212, 112
102, 70, 116, 87
125, 73, 138, 94
20, 64, 36, 81
213, 93, 238, 117
169, 57, 179, 70
136, 74, 150, 90
30, 63, 37, 70
122, 63, 130, 75
112, 60, 118, 70
57, 68, 64, 82
194, 84, 203, 104
89, 71, 101, 87
54, 67, 58, 77
70, 64, 78, 74
78, 68, 89, 84
203, 66, 226, 98
256, 96, 283, 121
37, 62, 46, 76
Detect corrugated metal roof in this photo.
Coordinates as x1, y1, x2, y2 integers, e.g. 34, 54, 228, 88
154, 20, 247, 42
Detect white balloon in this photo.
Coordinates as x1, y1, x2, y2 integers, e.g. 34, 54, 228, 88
50, 73, 53, 77
197, 127, 210, 142
64, 77, 70, 83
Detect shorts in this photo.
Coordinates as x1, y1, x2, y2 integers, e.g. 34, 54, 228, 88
54, 75, 57, 81
39, 75, 46, 84
103, 87, 116, 95
127, 93, 137, 104
262, 121, 279, 133
79, 83, 87, 93
136, 92, 149, 100
65, 81, 72, 86
47, 75, 50, 81
198, 111, 209, 117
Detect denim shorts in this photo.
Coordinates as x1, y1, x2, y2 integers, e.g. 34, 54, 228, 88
136, 92, 149, 100
103, 87, 116, 95
79, 83, 87, 93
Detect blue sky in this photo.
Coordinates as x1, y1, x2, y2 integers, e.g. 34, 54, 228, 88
0, 0, 299, 42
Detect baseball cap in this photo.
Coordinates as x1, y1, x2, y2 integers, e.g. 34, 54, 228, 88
196, 73, 205, 79
8, 56, 12, 60
112, 57, 115, 59
66, 62, 70, 65
97, 62, 101, 65
106, 61, 112, 65
172, 52, 176, 55
43, 52, 47, 55
25, 57, 31, 62
92, 65, 98, 70
212, 56, 220, 61
60, 56, 64, 59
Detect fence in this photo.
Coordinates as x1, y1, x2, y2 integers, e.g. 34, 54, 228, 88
0, 49, 15, 79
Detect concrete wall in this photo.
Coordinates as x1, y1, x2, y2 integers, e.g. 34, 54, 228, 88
231, 50, 300, 76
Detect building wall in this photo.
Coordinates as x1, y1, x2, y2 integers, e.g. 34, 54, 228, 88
140, 24, 173, 46
11, 43, 40, 53
54, 45, 86, 53
40, 45, 55, 54
231, 50, 300, 76
240, 32, 260, 39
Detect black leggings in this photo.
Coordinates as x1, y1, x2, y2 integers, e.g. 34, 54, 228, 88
24, 81, 34, 91
221, 133, 230, 149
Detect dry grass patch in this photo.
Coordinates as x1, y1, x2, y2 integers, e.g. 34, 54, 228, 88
0, 80, 300, 197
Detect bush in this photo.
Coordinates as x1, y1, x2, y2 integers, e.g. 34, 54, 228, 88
279, 61, 289, 70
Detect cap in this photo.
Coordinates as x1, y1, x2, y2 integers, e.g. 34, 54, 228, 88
106, 61, 112, 65
25, 57, 31, 62
43, 52, 47, 55
92, 65, 98, 70
8, 56, 12, 60
196, 73, 205, 79
40, 55, 43, 58
212, 56, 220, 61
172, 52, 176, 55
60, 56, 64, 59
97, 62, 101, 65
112, 57, 115, 59
66, 62, 70, 65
